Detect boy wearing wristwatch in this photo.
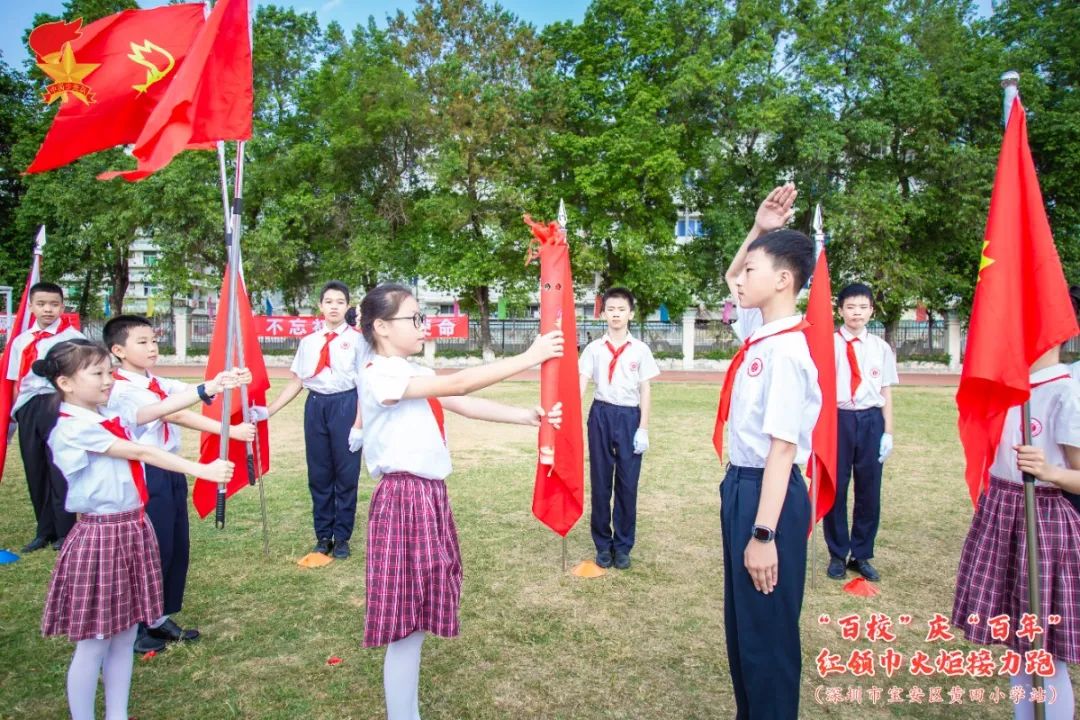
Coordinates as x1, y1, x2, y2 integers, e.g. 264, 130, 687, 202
715, 184, 822, 719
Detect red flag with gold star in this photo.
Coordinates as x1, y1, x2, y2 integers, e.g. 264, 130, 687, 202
955, 97, 1078, 505
25, 5, 206, 174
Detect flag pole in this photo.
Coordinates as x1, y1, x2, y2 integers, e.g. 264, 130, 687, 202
557, 198, 569, 573
810, 205, 826, 591
1003, 71, 1045, 720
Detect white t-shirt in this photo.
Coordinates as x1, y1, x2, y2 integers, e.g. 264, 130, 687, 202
834, 326, 899, 410
49, 402, 144, 514
727, 314, 822, 468
579, 334, 660, 406
106, 368, 190, 453
990, 364, 1080, 487
732, 306, 763, 343
5, 319, 86, 415
361, 355, 451, 481
290, 325, 372, 394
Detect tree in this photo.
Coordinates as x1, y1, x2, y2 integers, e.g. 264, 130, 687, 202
0, 56, 35, 288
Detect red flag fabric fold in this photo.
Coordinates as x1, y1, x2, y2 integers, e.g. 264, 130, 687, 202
25, 5, 206, 174
524, 216, 584, 537
804, 247, 838, 527
955, 98, 1078, 505
191, 267, 270, 518
99, 0, 252, 182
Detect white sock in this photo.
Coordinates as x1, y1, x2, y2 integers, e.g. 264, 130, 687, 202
384, 631, 425, 720
149, 615, 169, 629
1011, 659, 1076, 720
68, 638, 109, 720
102, 624, 137, 720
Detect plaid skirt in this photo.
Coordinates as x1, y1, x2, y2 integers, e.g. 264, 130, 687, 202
42, 509, 164, 642
952, 475, 1080, 663
364, 473, 462, 647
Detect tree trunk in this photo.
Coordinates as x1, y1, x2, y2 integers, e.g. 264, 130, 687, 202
474, 285, 493, 361
110, 245, 130, 316
77, 268, 94, 319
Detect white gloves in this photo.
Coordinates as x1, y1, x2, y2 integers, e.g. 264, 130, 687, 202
633, 428, 649, 455
248, 405, 270, 422
878, 433, 894, 464
348, 427, 364, 453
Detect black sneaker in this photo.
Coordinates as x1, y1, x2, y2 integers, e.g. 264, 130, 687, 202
134, 625, 167, 655
614, 552, 631, 570
21, 536, 49, 553
51, 536, 66, 551
827, 556, 847, 580
595, 549, 613, 568
147, 618, 200, 643
332, 539, 350, 559
314, 537, 333, 555
848, 558, 881, 582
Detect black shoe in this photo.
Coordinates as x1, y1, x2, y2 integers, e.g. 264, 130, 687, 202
147, 618, 200, 643
313, 537, 333, 555
21, 536, 49, 553
848, 558, 881, 582
332, 539, 350, 559
134, 626, 167, 655
595, 549, 613, 568
614, 552, 631, 570
51, 536, 66, 551
827, 556, 847, 580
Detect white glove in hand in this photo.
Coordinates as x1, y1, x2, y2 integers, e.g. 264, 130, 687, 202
878, 433, 894, 464
348, 427, 364, 453
249, 405, 270, 422
633, 428, 649, 455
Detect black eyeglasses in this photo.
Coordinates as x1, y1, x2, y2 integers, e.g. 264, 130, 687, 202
386, 312, 427, 330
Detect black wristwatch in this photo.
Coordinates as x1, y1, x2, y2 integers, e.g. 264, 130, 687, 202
751, 524, 776, 543
197, 383, 215, 405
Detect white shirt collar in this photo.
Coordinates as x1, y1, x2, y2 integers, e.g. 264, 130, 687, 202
37, 317, 62, 333
115, 367, 154, 388
58, 401, 107, 422
322, 322, 348, 336
837, 325, 868, 342
748, 314, 803, 343
1031, 364, 1070, 384
602, 333, 634, 347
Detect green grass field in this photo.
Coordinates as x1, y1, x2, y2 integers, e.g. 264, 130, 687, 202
1, 382, 1075, 719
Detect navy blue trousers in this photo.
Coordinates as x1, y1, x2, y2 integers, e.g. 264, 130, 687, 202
823, 407, 884, 561
721, 464, 809, 720
145, 466, 190, 616
14, 394, 74, 541
304, 389, 361, 542
587, 400, 642, 554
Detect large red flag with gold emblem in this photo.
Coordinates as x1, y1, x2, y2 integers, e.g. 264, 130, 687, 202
99, 0, 252, 182
24, 5, 206, 174
956, 97, 1078, 505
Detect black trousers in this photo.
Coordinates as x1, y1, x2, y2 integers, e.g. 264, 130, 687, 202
587, 400, 642, 554
823, 407, 885, 561
304, 389, 362, 542
145, 466, 190, 616
14, 393, 74, 540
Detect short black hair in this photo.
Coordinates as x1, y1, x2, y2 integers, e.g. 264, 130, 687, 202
837, 283, 874, 308
320, 280, 350, 304
103, 315, 153, 353
29, 282, 64, 301
747, 229, 815, 293
602, 287, 635, 311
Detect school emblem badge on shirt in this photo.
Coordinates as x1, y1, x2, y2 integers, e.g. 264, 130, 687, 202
747, 358, 763, 377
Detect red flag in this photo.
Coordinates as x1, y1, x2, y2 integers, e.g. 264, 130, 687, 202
803, 246, 838, 527
191, 266, 270, 518
99, 0, 252, 182
524, 216, 584, 537
24, 5, 207, 174
0, 235, 43, 482
956, 98, 1078, 505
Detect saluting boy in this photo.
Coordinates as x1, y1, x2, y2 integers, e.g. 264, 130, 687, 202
717, 183, 821, 719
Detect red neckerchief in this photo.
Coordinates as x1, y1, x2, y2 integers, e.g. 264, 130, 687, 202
112, 370, 170, 443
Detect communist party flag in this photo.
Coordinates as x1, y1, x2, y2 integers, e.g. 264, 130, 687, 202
100, 0, 252, 182
803, 245, 837, 527
25, 5, 206, 174
524, 215, 584, 537
956, 97, 1078, 506
191, 266, 270, 518
0, 230, 43, 482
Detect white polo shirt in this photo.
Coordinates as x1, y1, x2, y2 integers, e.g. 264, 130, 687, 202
106, 368, 190, 453
727, 314, 821, 468
361, 355, 452, 481
990, 364, 1080, 487
290, 324, 372, 395
5, 318, 86, 415
579, 334, 660, 406
1070, 361, 1080, 384
49, 402, 144, 514
834, 326, 899, 410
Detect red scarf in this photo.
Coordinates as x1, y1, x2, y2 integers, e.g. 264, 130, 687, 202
17, 317, 72, 386
59, 412, 148, 508
307, 331, 338, 379
712, 319, 811, 461
604, 339, 630, 383
839, 331, 862, 401
112, 370, 170, 443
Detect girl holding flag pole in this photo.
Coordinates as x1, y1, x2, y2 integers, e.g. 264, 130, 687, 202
357, 283, 563, 720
